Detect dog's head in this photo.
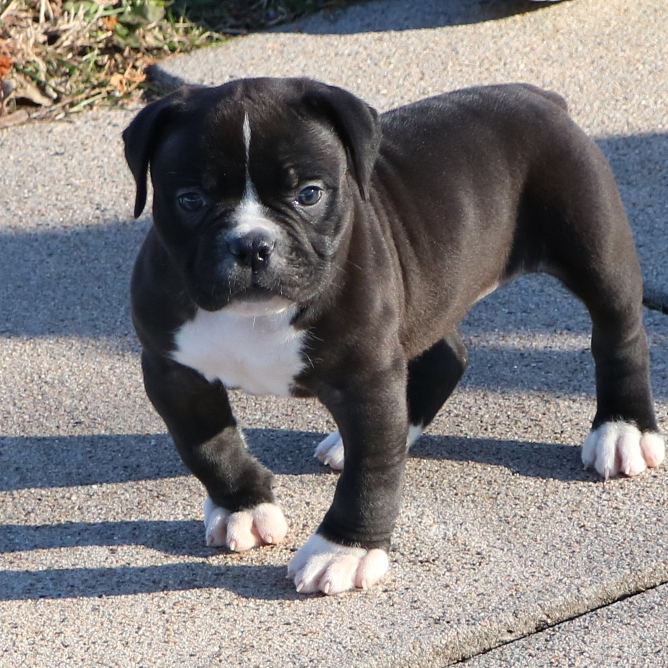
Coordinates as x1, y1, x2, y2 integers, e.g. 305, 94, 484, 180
123, 77, 381, 314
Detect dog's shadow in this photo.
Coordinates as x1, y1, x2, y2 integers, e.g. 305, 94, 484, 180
244, 428, 594, 483
409, 433, 595, 483
0, 427, 594, 601
0, 558, 300, 602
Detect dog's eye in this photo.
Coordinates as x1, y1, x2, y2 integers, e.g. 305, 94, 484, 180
296, 185, 323, 207
177, 191, 207, 212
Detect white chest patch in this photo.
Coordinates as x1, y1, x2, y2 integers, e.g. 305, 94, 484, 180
171, 305, 306, 397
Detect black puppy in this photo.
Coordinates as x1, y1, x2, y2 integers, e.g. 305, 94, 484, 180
124, 78, 664, 595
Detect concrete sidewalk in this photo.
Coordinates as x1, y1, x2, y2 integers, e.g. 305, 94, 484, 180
1, 0, 667, 665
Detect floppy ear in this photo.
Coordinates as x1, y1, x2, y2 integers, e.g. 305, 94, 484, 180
122, 89, 186, 218
301, 82, 381, 200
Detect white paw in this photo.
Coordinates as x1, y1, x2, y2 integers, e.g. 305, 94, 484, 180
314, 424, 424, 471
314, 431, 345, 470
582, 422, 665, 479
287, 534, 389, 595
203, 497, 288, 551
407, 423, 424, 448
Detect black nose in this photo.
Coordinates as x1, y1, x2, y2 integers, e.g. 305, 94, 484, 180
227, 232, 276, 270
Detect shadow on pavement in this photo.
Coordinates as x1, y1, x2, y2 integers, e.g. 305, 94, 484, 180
0, 431, 598, 602
0, 433, 187, 491
0, 519, 207, 558
0, 562, 299, 601
597, 133, 668, 189
2, 427, 595, 493
411, 433, 597, 482
0, 431, 597, 602
275, 0, 553, 34
0, 220, 148, 340
0, 429, 325, 492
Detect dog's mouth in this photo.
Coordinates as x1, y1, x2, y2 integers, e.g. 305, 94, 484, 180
223, 293, 295, 317
191, 282, 293, 315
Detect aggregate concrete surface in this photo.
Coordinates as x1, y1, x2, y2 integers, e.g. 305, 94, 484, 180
463, 583, 668, 667
1, 0, 667, 666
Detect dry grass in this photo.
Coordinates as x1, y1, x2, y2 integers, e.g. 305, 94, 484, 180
0, 0, 358, 126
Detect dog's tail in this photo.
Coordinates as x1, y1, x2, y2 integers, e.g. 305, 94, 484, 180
521, 83, 569, 113
643, 285, 668, 316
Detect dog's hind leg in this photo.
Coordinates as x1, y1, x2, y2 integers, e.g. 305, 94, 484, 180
580, 289, 665, 478
315, 331, 468, 470
537, 141, 665, 478
406, 330, 469, 437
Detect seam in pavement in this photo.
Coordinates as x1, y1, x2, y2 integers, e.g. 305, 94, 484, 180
450, 578, 668, 666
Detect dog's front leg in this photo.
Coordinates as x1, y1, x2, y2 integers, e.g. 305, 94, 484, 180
289, 369, 408, 595
141, 352, 288, 551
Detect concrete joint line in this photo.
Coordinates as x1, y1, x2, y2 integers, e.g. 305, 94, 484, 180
450, 577, 668, 666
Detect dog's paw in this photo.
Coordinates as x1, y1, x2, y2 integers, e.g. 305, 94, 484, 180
203, 497, 288, 551
314, 431, 345, 470
582, 422, 665, 479
315, 425, 424, 471
287, 534, 389, 595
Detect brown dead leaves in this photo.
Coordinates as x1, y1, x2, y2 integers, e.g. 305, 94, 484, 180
0, 0, 217, 126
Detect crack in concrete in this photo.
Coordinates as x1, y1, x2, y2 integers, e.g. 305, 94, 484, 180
450, 579, 668, 666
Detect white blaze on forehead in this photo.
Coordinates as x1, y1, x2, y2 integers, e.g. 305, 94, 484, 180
233, 113, 279, 236
242, 112, 255, 199
243, 113, 252, 161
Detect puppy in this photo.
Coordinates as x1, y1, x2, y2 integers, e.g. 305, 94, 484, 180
123, 78, 664, 595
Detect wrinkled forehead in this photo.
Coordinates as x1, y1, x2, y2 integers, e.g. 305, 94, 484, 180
151, 87, 347, 195
204, 92, 347, 178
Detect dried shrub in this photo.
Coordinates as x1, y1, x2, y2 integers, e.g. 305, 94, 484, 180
0, 0, 357, 126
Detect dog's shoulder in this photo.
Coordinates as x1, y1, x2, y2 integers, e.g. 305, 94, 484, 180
130, 228, 195, 353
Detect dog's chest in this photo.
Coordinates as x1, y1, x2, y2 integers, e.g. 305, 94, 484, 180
171, 308, 306, 397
